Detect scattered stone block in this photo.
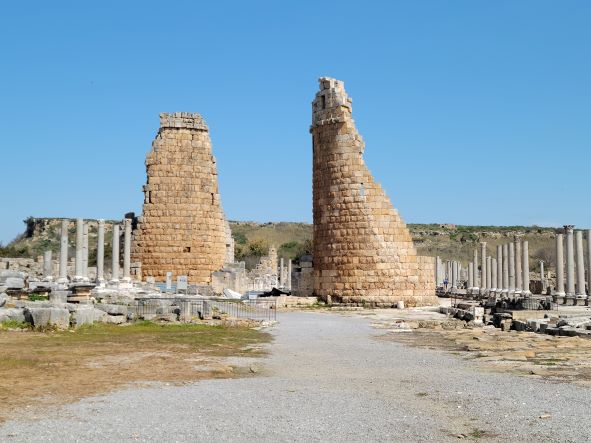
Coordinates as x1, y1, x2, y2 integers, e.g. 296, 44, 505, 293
0, 292, 7, 307
0, 308, 26, 324
71, 308, 96, 328
4, 277, 24, 289
24, 307, 69, 329
95, 304, 128, 316
105, 314, 126, 324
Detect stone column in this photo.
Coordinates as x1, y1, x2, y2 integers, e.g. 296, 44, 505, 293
575, 230, 586, 297
486, 257, 492, 291
502, 244, 509, 294
491, 257, 497, 293
451, 261, 457, 289
82, 223, 89, 279
588, 230, 591, 296
287, 259, 292, 290
75, 218, 84, 280
555, 232, 565, 296
43, 250, 53, 281
480, 242, 487, 293
509, 242, 515, 294
96, 219, 105, 284
468, 262, 474, 289
496, 245, 503, 292
565, 225, 575, 296
515, 237, 522, 294
472, 249, 478, 290
111, 224, 120, 282
122, 218, 132, 282
540, 261, 546, 293
280, 257, 285, 286
522, 240, 531, 295
58, 219, 68, 283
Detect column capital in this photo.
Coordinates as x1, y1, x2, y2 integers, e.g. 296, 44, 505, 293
513, 234, 523, 241
564, 225, 575, 233
480, 241, 487, 246
97, 219, 105, 226
123, 218, 132, 227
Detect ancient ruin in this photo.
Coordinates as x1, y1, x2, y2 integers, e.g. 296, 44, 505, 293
311, 77, 437, 306
131, 113, 232, 284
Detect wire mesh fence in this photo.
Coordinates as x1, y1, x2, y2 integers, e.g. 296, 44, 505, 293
130, 297, 277, 321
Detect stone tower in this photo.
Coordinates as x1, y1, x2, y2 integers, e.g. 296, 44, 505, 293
132, 112, 230, 284
311, 78, 437, 306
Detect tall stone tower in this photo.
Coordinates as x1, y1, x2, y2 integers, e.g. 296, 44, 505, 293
132, 112, 231, 284
311, 78, 437, 306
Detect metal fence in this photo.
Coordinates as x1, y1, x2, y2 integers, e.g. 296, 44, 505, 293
131, 297, 277, 322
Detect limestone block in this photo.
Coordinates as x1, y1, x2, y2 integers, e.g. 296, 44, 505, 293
25, 307, 70, 329
0, 308, 25, 324
0, 292, 6, 307
95, 303, 128, 316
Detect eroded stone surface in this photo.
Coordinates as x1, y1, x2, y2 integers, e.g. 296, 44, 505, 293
132, 112, 230, 284
311, 78, 437, 306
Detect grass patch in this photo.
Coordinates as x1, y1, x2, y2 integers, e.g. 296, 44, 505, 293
0, 321, 271, 422
0, 320, 29, 330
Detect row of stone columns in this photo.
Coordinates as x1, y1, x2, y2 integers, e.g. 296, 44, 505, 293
555, 226, 589, 298
45, 218, 132, 286
469, 238, 530, 296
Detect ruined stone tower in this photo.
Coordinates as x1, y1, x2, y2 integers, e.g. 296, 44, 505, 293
311, 78, 437, 306
132, 112, 232, 284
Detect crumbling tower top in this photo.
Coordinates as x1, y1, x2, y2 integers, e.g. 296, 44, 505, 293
311, 77, 353, 129
159, 112, 209, 131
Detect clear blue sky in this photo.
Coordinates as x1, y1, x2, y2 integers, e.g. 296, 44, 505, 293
1, 0, 589, 244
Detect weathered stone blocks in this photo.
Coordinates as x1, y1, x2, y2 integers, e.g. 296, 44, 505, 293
132, 113, 231, 284
311, 78, 437, 306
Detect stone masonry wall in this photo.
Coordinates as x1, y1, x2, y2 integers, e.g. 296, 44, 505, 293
131, 112, 228, 284
311, 78, 437, 306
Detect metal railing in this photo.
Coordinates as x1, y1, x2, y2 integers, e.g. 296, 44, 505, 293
130, 297, 277, 322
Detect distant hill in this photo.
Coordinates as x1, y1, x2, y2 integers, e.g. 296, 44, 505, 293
2, 217, 559, 272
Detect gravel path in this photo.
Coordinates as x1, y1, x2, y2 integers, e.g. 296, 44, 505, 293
1, 311, 590, 442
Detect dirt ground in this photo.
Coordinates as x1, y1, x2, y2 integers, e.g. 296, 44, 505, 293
347, 306, 591, 386
0, 321, 271, 423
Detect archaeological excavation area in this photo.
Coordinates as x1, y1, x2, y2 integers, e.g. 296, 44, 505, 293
1, 78, 590, 442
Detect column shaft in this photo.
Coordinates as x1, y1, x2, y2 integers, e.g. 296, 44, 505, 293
496, 245, 502, 290
112, 224, 120, 282
75, 218, 83, 278
97, 219, 105, 283
123, 219, 132, 281
468, 262, 474, 288
509, 242, 515, 292
82, 223, 89, 279
59, 219, 68, 281
522, 240, 530, 294
43, 250, 53, 280
473, 249, 479, 289
556, 233, 565, 295
480, 243, 487, 292
502, 244, 509, 292
565, 225, 575, 296
575, 230, 586, 296
515, 238, 522, 292
491, 257, 497, 291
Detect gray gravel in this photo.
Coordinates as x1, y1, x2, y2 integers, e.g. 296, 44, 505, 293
1, 311, 590, 442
